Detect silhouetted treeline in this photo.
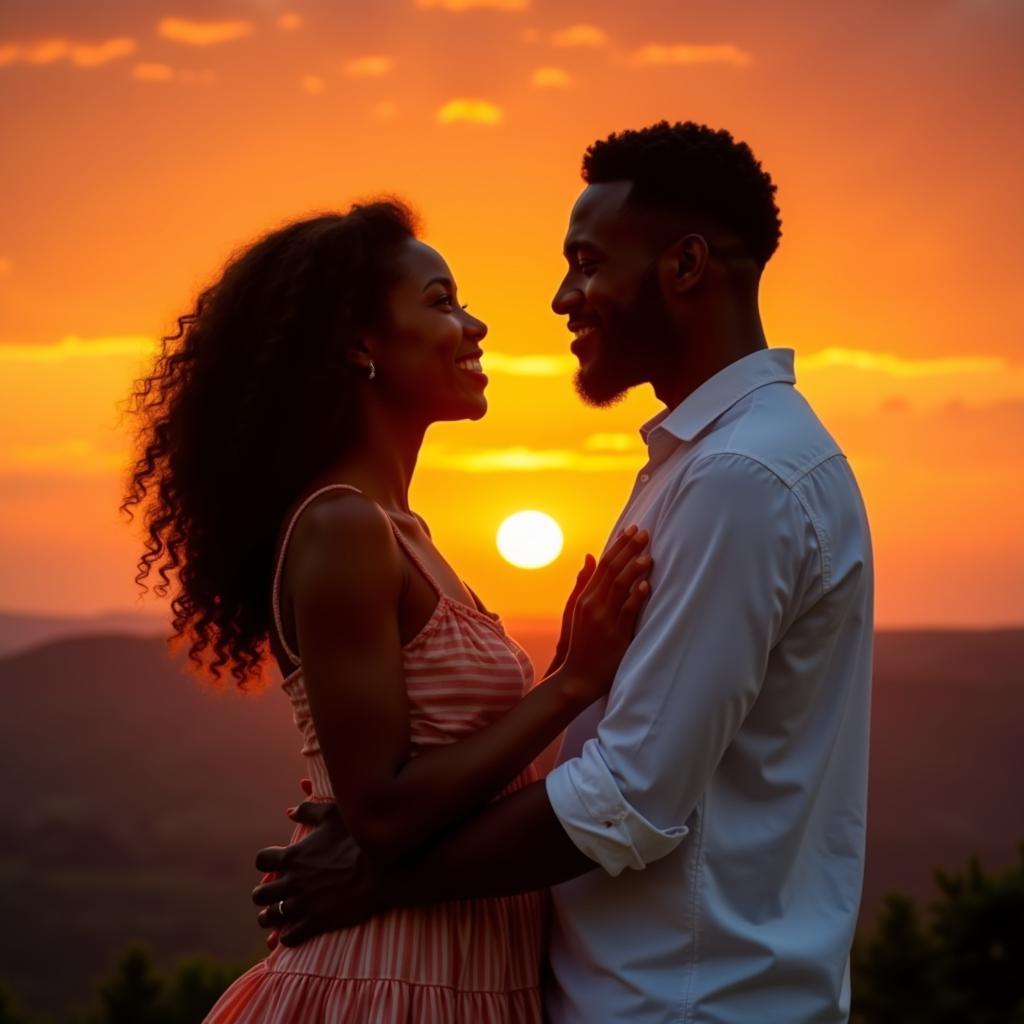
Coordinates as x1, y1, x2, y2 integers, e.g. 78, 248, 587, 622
3, 846, 1022, 1023
850, 846, 1024, 1023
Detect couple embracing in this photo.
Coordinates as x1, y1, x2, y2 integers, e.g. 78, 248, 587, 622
124, 120, 873, 1023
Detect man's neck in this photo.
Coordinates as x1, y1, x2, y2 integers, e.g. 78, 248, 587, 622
652, 306, 768, 410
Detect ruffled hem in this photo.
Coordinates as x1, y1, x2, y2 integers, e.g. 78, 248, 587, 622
204, 961, 543, 1024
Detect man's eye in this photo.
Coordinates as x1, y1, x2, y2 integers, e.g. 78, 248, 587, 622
434, 293, 455, 307
577, 261, 597, 274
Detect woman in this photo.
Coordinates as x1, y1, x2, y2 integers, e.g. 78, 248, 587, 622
121, 200, 652, 1022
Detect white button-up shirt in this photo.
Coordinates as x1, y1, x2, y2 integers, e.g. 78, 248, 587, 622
545, 348, 874, 1023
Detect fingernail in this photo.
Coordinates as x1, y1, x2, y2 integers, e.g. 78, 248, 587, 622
625, 524, 637, 536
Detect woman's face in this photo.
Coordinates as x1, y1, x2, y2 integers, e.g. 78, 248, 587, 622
369, 239, 489, 423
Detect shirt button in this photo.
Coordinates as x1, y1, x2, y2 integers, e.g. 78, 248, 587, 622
639, 473, 650, 484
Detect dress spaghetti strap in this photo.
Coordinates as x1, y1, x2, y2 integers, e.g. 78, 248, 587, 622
271, 483, 364, 666
270, 483, 445, 666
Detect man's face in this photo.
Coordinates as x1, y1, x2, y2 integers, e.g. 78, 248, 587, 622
552, 182, 674, 407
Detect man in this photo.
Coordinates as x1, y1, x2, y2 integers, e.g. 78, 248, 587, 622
253, 120, 874, 1022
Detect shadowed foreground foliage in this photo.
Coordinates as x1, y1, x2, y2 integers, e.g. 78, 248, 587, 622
2, 847, 1022, 1023
851, 846, 1024, 1023
64, 949, 250, 1024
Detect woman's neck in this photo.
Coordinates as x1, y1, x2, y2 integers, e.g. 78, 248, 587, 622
324, 403, 427, 513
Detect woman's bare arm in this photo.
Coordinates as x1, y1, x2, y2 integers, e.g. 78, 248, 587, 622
288, 491, 649, 867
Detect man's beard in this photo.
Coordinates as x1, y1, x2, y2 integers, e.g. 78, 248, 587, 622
574, 268, 673, 408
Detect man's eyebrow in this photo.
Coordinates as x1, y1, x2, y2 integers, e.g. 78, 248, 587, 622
422, 276, 453, 292
562, 238, 598, 258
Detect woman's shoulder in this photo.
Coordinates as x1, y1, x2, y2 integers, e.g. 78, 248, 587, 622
286, 486, 404, 591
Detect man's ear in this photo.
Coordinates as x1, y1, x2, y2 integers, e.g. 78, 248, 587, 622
659, 234, 709, 296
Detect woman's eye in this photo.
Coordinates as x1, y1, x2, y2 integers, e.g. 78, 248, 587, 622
577, 262, 597, 274
433, 293, 455, 308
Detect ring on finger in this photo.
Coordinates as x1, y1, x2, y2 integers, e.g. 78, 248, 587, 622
277, 899, 287, 920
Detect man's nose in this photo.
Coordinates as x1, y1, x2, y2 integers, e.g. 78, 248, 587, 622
551, 280, 582, 315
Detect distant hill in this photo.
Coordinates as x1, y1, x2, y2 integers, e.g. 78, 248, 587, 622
0, 625, 1020, 1017
0, 608, 167, 658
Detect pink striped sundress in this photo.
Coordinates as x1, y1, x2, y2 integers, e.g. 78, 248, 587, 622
204, 484, 547, 1023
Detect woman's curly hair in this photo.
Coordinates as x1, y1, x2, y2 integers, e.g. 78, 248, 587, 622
120, 199, 418, 688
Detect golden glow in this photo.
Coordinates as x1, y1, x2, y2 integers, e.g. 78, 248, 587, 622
497, 512, 564, 569
0, 0, 1021, 627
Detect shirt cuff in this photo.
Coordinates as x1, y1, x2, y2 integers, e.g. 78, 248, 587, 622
545, 739, 690, 876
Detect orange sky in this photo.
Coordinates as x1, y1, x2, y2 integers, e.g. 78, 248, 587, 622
1, 0, 1022, 627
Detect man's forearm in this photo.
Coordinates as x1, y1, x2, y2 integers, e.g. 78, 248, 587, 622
381, 779, 596, 906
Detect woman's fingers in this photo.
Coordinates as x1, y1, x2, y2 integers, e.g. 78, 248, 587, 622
617, 578, 651, 627
589, 526, 639, 589
592, 529, 649, 602
609, 551, 652, 604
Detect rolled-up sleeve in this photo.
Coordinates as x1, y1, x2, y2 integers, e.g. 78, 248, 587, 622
545, 452, 821, 876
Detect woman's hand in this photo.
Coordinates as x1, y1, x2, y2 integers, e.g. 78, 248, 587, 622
549, 554, 598, 673
557, 525, 652, 706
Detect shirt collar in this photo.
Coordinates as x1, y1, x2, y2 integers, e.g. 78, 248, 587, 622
640, 348, 796, 447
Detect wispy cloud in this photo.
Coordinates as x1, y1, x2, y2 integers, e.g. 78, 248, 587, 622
157, 18, 255, 47
583, 433, 641, 452
132, 63, 216, 84
799, 348, 1007, 378
484, 352, 575, 375
422, 444, 639, 473
531, 66, 574, 88
549, 24, 608, 48
344, 55, 395, 78
2, 438, 124, 475
300, 74, 326, 95
415, 0, 529, 10
437, 98, 504, 125
277, 13, 303, 31
0, 336, 155, 363
0, 37, 136, 68
627, 43, 752, 68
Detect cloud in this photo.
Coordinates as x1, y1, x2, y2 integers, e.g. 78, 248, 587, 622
0, 37, 137, 68
549, 24, 608, 48
483, 351, 575, 375
157, 18, 255, 47
300, 74, 326, 95
0, 336, 155, 363
133, 63, 219, 85
277, 13, 303, 31
415, 0, 529, 10
133, 62, 175, 81
531, 66, 574, 88
344, 55, 394, 78
798, 348, 1006, 378
436, 98, 503, 125
421, 444, 639, 473
3, 438, 124, 475
627, 43, 752, 68
583, 433, 641, 452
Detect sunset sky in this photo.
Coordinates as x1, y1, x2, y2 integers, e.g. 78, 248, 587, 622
1, 0, 1022, 628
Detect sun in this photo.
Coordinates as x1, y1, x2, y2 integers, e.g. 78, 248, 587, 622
496, 511, 564, 570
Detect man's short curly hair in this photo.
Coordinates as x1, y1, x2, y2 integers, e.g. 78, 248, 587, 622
582, 120, 782, 269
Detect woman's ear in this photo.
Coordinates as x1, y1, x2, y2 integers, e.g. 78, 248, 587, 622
659, 233, 709, 297
346, 337, 374, 376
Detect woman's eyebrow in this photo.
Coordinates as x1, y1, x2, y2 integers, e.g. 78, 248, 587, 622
422, 276, 453, 292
